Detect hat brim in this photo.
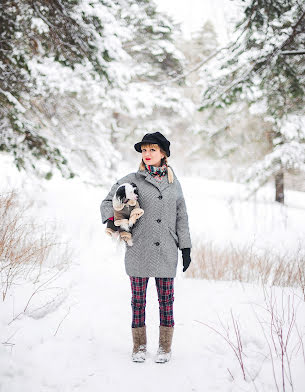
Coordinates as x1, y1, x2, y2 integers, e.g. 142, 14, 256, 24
134, 139, 161, 153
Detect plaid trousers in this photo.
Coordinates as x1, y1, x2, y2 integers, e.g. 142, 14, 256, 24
130, 276, 175, 328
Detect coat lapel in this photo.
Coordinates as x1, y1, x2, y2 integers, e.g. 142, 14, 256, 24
137, 168, 173, 192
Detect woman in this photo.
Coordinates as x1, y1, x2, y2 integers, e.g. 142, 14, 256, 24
100, 131, 192, 363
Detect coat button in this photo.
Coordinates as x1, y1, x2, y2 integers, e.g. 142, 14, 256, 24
158, 195, 163, 199
155, 242, 160, 246
157, 219, 161, 223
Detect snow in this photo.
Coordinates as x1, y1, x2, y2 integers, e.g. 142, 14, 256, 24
154, 0, 241, 44
2, 2, 304, 388
31, 17, 49, 34
1, 158, 305, 391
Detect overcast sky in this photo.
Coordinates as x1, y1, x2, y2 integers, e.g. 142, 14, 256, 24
154, 0, 242, 44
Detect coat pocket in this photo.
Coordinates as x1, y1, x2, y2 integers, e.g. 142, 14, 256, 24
169, 228, 179, 246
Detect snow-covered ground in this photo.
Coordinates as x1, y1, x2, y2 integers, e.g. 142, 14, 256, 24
1, 161, 305, 391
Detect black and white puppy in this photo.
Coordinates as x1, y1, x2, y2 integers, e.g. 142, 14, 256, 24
113, 183, 139, 210
106, 182, 144, 246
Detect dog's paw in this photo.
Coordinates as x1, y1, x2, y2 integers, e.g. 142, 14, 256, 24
128, 215, 137, 227
114, 219, 129, 227
120, 232, 133, 246
126, 238, 133, 246
115, 219, 130, 232
105, 228, 116, 237
130, 208, 144, 221
120, 231, 131, 240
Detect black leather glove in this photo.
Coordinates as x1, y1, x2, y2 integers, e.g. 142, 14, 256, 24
182, 248, 191, 272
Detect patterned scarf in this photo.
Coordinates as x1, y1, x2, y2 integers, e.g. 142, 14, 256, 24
144, 160, 168, 178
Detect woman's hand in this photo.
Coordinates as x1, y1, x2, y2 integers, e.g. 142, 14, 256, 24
181, 248, 191, 272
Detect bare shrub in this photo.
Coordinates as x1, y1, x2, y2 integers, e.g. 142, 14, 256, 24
0, 190, 72, 302
196, 287, 305, 391
186, 238, 305, 290
196, 310, 248, 382
251, 287, 304, 391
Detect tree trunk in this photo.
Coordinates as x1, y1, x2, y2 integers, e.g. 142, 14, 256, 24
275, 171, 284, 204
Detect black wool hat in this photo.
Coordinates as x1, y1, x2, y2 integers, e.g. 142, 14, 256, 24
134, 131, 171, 157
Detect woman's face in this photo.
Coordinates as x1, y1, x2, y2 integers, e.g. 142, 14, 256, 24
141, 144, 165, 167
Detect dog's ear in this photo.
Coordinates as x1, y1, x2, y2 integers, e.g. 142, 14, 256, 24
116, 185, 126, 203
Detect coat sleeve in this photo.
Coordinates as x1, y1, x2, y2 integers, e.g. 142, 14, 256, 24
100, 181, 120, 224
176, 179, 192, 250
100, 173, 134, 224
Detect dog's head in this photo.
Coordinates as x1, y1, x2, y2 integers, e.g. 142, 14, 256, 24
113, 182, 139, 210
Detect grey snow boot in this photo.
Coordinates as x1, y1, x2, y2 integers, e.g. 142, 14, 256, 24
131, 326, 147, 362
155, 326, 174, 363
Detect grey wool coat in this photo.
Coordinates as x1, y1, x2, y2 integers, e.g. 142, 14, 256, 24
100, 166, 192, 278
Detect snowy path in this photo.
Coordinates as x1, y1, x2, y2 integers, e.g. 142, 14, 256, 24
3, 239, 304, 392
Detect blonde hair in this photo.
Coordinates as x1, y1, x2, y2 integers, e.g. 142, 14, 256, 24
138, 143, 174, 183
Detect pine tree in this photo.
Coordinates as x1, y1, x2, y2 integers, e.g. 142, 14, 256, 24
83, 0, 193, 174
0, 0, 192, 182
0, 0, 117, 178
199, 0, 305, 203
